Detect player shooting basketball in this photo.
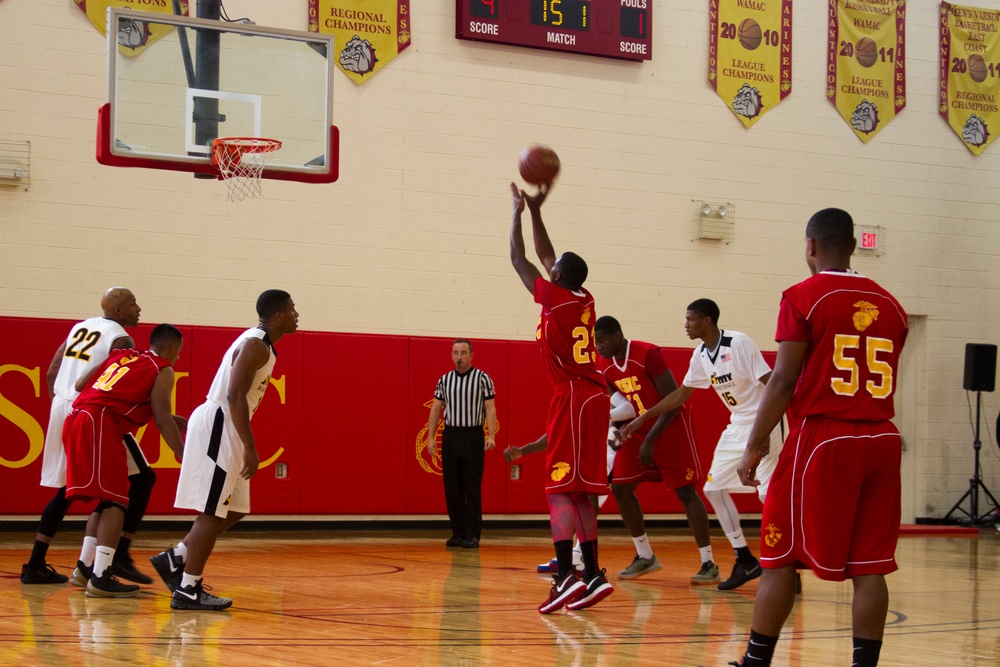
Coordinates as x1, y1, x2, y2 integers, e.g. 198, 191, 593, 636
509, 181, 613, 613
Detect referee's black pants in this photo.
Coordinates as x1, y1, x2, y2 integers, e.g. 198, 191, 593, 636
441, 425, 485, 541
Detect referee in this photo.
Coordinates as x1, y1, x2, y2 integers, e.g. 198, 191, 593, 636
427, 339, 497, 549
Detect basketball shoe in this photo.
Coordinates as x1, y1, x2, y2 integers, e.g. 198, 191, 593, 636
537, 555, 584, 573
150, 547, 184, 593
70, 560, 93, 588
718, 558, 762, 591
538, 571, 586, 614
112, 551, 153, 585
171, 580, 233, 611
86, 570, 141, 598
617, 554, 662, 580
690, 560, 721, 585
20, 562, 68, 585
566, 569, 613, 611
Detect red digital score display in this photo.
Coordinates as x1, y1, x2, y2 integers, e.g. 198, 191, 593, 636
456, 0, 652, 62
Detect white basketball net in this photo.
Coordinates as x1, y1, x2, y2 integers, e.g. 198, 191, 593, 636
212, 138, 282, 201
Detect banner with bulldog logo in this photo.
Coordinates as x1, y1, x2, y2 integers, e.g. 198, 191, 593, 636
309, 0, 411, 84
940, 2, 1000, 155
74, 0, 188, 58
827, 0, 906, 143
709, 0, 793, 128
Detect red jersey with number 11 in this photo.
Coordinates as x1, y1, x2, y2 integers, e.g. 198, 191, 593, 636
534, 278, 605, 388
73, 348, 171, 431
776, 270, 907, 422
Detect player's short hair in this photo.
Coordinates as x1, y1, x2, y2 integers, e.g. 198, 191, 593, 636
149, 323, 183, 348
687, 298, 720, 325
806, 208, 855, 255
256, 289, 292, 319
558, 252, 588, 288
594, 316, 622, 335
453, 338, 473, 353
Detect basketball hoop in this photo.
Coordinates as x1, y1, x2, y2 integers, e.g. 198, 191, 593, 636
211, 137, 282, 201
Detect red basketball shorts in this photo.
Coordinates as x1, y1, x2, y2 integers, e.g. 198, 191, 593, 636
760, 418, 902, 581
544, 380, 610, 496
63, 406, 130, 505
613, 410, 703, 490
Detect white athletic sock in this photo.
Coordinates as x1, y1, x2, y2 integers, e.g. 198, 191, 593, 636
699, 546, 714, 564
706, 489, 747, 548
79, 536, 98, 567
726, 529, 748, 550
181, 572, 202, 590
93, 546, 115, 578
571, 540, 583, 565
173, 541, 188, 561
632, 534, 654, 560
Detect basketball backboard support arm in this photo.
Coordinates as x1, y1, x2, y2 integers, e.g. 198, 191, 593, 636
193, 1, 221, 155
97, 7, 339, 184
170, 0, 196, 87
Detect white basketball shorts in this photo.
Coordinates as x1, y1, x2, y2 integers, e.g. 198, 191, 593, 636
174, 401, 251, 519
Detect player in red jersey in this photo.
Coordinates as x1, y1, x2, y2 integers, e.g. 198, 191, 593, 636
593, 316, 716, 583
731, 209, 908, 667
64, 323, 186, 598
509, 182, 613, 614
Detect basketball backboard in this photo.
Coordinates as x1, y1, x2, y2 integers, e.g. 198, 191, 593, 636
98, 7, 338, 183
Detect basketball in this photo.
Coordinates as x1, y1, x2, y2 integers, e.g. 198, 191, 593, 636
968, 54, 987, 83
855, 37, 877, 68
738, 19, 762, 51
518, 145, 560, 185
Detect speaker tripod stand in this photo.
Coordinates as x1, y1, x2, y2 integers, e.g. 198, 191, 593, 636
943, 391, 1000, 525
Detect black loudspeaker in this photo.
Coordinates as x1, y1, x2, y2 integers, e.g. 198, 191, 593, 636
963, 343, 997, 392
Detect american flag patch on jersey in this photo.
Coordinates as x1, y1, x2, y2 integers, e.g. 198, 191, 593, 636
721, 353, 731, 362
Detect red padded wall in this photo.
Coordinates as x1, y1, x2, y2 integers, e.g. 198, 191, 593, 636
0, 316, 774, 518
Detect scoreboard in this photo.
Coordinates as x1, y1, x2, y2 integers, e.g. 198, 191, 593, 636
456, 0, 652, 62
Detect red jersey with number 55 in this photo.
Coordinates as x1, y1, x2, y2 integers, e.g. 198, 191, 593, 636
73, 348, 171, 431
776, 271, 907, 421
534, 277, 605, 388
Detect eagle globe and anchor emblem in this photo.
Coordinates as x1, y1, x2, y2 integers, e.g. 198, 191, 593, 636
416, 399, 499, 475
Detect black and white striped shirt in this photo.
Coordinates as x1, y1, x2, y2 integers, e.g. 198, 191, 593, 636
434, 367, 496, 428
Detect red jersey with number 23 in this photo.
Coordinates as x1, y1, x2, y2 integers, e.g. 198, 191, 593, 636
534, 277, 605, 388
776, 270, 908, 421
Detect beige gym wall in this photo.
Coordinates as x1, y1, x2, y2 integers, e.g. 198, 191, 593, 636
1, 0, 998, 521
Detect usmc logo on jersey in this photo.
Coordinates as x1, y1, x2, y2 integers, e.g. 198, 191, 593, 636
551, 461, 572, 482
764, 522, 782, 547
852, 301, 879, 332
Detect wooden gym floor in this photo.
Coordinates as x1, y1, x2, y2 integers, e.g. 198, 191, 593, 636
1, 527, 998, 666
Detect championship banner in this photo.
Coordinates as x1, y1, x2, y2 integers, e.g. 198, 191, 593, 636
74, 0, 188, 58
827, 0, 906, 143
940, 2, 1000, 155
709, 0, 793, 128
309, 0, 411, 84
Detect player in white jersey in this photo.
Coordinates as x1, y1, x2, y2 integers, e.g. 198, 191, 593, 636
21, 288, 152, 585
622, 299, 782, 591
151, 289, 299, 611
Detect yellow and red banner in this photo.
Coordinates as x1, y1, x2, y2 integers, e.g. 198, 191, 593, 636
827, 0, 906, 143
940, 3, 1000, 155
309, 0, 411, 85
74, 0, 188, 58
710, 0, 793, 128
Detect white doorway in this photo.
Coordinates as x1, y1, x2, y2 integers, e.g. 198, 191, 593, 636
895, 314, 925, 523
